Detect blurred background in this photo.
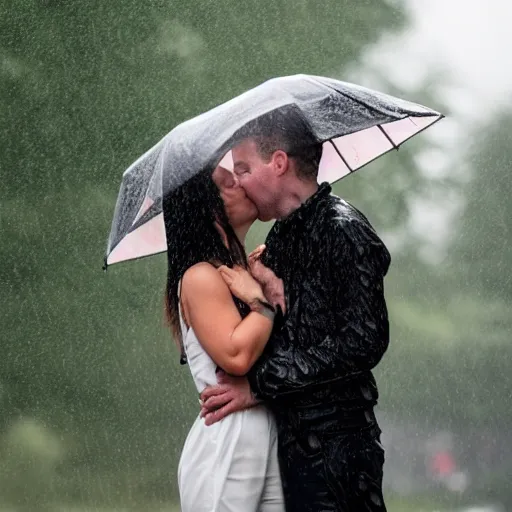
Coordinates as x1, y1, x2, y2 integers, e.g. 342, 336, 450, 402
1, 0, 511, 511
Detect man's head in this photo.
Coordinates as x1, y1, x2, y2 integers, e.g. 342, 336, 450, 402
231, 109, 323, 221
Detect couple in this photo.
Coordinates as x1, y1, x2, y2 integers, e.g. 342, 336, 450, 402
163, 113, 391, 511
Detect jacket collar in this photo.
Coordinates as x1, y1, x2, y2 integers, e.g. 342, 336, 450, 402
278, 181, 332, 225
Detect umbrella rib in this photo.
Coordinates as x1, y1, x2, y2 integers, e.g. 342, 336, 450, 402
377, 125, 398, 150
328, 140, 353, 173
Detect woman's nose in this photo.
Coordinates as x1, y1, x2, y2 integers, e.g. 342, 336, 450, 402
224, 172, 239, 189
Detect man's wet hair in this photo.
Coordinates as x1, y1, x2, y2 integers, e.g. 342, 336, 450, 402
235, 107, 323, 181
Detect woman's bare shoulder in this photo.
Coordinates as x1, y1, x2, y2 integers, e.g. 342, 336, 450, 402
182, 262, 226, 295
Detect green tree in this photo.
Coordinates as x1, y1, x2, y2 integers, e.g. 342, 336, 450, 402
374, 111, 512, 432
1, 0, 408, 505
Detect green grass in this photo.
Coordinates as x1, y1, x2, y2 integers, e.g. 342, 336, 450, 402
386, 495, 448, 512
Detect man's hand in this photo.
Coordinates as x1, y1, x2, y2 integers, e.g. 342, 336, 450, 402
199, 371, 259, 426
248, 245, 286, 313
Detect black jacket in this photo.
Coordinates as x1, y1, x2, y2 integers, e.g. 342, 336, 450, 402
247, 183, 391, 419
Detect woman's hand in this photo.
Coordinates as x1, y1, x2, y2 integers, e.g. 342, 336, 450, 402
218, 265, 265, 306
248, 244, 266, 265
248, 245, 286, 314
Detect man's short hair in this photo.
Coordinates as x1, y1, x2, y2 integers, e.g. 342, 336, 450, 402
234, 107, 323, 181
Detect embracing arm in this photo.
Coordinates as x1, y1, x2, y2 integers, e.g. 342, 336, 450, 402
181, 263, 274, 376
247, 218, 391, 400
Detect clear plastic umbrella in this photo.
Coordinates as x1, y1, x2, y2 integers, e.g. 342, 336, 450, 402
104, 74, 443, 268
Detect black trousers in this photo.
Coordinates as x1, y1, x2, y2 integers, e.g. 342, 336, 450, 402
275, 409, 386, 512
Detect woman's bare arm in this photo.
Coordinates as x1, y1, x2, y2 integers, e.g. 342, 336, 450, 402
181, 262, 274, 376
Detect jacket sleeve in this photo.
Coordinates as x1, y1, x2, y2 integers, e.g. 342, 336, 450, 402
247, 215, 390, 400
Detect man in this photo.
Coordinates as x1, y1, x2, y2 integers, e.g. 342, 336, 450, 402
201, 111, 391, 511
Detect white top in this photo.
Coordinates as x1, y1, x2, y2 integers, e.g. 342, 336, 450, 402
176, 281, 284, 511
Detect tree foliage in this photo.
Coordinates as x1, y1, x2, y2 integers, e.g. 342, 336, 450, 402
1, 0, 407, 505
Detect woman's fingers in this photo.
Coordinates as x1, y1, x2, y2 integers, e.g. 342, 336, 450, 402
248, 244, 266, 262
219, 265, 238, 276
218, 265, 234, 283
255, 244, 266, 253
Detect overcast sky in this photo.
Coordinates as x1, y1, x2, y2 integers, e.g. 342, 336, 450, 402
388, 0, 511, 114
355, 0, 512, 260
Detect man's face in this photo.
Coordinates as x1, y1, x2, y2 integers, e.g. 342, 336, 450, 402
232, 139, 278, 222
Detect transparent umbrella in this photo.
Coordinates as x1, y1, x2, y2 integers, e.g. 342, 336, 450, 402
104, 74, 443, 268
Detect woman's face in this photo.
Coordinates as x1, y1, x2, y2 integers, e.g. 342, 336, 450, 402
212, 166, 258, 229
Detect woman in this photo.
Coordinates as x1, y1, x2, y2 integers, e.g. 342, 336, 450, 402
164, 165, 285, 512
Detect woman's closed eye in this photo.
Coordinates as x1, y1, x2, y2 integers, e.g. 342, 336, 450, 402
234, 163, 250, 175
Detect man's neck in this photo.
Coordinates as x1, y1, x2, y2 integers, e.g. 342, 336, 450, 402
276, 179, 319, 220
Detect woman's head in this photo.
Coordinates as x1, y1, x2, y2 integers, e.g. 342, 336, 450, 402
163, 166, 257, 356
212, 165, 259, 230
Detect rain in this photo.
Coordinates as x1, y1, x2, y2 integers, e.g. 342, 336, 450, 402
1, 1, 511, 511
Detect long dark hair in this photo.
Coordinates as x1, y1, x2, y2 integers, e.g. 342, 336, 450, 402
163, 168, 248, 363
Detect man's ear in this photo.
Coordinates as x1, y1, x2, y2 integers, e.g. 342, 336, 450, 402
272, 150, 289, 177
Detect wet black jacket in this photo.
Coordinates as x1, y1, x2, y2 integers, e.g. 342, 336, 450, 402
247, 182, 391, 415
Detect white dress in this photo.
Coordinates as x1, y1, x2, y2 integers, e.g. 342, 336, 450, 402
177, 298, 285, 512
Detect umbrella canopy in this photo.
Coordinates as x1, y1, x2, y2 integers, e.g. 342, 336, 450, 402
104, 74, 443, 268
